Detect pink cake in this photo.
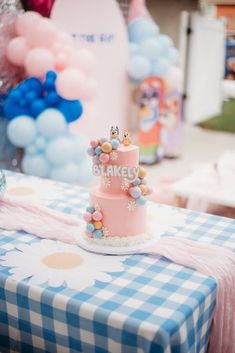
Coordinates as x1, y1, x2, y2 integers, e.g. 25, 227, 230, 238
83, 128, 152, 243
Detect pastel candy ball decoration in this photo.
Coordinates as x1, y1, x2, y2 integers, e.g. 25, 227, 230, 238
93, 230, 103, 239
86, 206, 95, 213
92, 211, 103, 221
90, 140, 99, 148
132, 178, 141, 186
138, 168, 147, 179
95, 146, 102, 155
99, 153, 110, 164
111, 139, 120, 149
6, 37, 30, 66
36, 109, 67, 139
94, 221, 102, 230
101, 142, 112, 153
86, 223, 95, 233
86, 232, 93, 238
136, 196, 147, 206
139, 184, 148, 195
83, 212, 92, 222
7, 116, 37, 147
129, 186, 142, 199
88, 147, 95, 157
25, 48, 55, 78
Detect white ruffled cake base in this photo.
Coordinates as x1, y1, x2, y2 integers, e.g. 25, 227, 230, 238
75, 205, 162, 255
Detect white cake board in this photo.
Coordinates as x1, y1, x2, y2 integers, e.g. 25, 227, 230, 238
75, 205, 163, 255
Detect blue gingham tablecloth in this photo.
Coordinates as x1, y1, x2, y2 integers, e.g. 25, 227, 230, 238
0, 172, 235, 353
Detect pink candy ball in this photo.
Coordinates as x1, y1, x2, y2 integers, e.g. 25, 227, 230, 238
86, 232, 93, 238
129, 186, 142, 199
56, 69, 86, 100
83, 212, 92, 222
99, 153, 110, 164
6, 37, 29, 66
90, 140, 99, 148
92, 211, 102, 221
25, 18, 57, 48
25, 48, 54, 78
16, 12, 41, 37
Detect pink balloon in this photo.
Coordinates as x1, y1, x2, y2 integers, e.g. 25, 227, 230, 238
16, 12, 41, 37
81, 78, 98, 100
25, 48, 54, 77
6, 37, 29, 66
25, 18, 57, 47
57, 31, 74, 46
56, 69, 86, 100
55, 53, 69, 71
71, 48, 96, 76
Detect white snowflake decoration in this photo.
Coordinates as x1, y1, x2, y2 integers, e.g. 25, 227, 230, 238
102, 227, 110, 237
121, 178, 130, 191
102, 177, 111, 188
94, 203, 101, 212
127, 200, 136, 212
110, 151, 118, 161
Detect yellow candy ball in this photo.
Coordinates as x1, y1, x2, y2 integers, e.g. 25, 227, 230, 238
139, 184, 148, 195
138, 167, 146, 179
94, 221, 102, 230
101, 142, 112, 153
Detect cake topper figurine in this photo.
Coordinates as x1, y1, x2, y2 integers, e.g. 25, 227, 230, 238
110, 126, 119, 140
122, 130, 132, 146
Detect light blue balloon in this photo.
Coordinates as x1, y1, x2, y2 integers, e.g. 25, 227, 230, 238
7, 116, 36, 148
129, 42, 141, 56
22, 154, 49, 177
167, 47, 179, 65
151, 57, 171, 77
128, 18, 159, 43
128, 54, 151, 81
26, 144, 38, 156
141, 38, 163, 61
35, 136, 47, 151
158, 34, 173, 51
36, 109, 67, 139
76, 159, 94, 186
50, 162, 80, 184
72, 134, 89, 162
46, 136, 73, 166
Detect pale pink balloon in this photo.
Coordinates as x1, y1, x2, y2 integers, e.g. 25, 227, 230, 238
56, 69, 86, 100
55, 53, 69, 71
57, 31, 74, 46
6, 37, 29, 66
25, 48, 54, 77
81, 78, 98, 100
51, 42, 64, 54
71, 48, 96, 76
16, 12, 41, 37
25, 18, 57, 48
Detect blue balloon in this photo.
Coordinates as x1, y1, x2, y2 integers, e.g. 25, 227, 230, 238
128, 18, 159, 43
128, 54, 151, 81
29, 99, 47, 117
35, 136, 47, 151
26, 144, 38, 156
50, 162, 80, 184
7, 116, 37, 147
46, 136, 73, 165
45, 91, 60, 106
9, 88, 22, 102
151, 57, 171, 77
36, 109, 67, 139
129, 42, 141, 55
141, 38, 163, 61
158, 34, 173, 51
27, 78, 43, 95
72, 134, 89, 162
167, 47, 179, 65
25, 91, 37, 103
3, 98, 28, 119
43, 79, 55, 91
22, 154, 49, 178
76, 159, 94, 186
19, 98, 27, 107
57, 99, 83, 123
46, 70, 57, 81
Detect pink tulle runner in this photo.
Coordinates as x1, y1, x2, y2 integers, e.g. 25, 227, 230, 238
0, 197, 234, 353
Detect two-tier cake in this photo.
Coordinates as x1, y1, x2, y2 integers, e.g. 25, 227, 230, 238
83, 127, 152, 246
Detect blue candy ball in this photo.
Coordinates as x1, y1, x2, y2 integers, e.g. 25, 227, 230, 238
7, 116, 37, 147
29, 99, 47, 117
132, 178, 141, 186
111, 138, 120, 149
36, 109, 67, 139
128, 55, 151, 81
93, 230, 103, 239
95, 146, 102, 155
57, 99, 83, 123
86, 223, 95, 233
128, 18, 159, 43
86, 206, 95, 213
136, 196, 147, 206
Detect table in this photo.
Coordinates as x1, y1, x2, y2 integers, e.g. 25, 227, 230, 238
1, 171, 235, 353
